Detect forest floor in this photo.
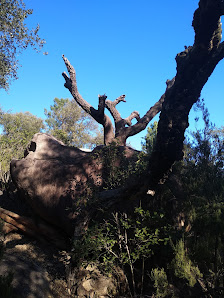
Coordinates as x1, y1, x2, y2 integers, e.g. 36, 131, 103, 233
0, 189, 71, 297
0, 231, 71, 298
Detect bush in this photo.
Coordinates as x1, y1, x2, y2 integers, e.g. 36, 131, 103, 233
151, 268, 169, 298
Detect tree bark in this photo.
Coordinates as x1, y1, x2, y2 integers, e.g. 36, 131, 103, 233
62, 56, 114, 145
146, 0, 224, 188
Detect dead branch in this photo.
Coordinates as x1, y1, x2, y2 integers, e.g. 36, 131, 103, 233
121, 78, 175, 140
62, 53, 166, 146
62, 55, 114, 145
106, 95, 140, 128
105, 95, 126, 127
125, 111, 140, 126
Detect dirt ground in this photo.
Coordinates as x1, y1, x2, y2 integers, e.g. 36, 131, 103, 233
0, 231, 71, 298
0, 189, 73, 297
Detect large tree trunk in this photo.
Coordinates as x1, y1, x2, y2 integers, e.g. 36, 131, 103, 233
9, 133, 139, 240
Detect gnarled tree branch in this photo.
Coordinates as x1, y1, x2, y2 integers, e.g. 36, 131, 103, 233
62, 55, 114, 145
125, 111, 140, 126
105, 94, 141, 128
105, 94, 140, 142
105, 92, 165, 146
110, 78, 175, 145
105, 95, 126, 132
62, 54, 167, 146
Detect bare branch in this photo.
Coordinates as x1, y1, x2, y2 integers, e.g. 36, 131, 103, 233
98, 94, 107, 117
62, 71, 72, 90
106, 95, 140, 128
124, 93, 165, 138
105, 95, 124, 125
114, 94, 126, 105
114, 77, 175, 145
105, 94, 150, 144
125, 111, 140, 126
62, 55, 94, 115
62, 55, 114, 144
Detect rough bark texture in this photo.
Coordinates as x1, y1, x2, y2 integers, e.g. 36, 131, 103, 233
62, 56, 115, 145
62, 56, 165, 146
146, 0, 224, 187
9, 133, 139, 239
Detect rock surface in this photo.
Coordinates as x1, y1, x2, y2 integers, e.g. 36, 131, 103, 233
0, 233, 70, 298
0, 232, 129, 298
67, 263, 129, 297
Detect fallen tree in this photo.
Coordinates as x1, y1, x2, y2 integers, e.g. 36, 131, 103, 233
1, 0, 224, 255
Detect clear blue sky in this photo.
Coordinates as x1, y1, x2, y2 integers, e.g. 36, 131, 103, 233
1, 0, 224, 149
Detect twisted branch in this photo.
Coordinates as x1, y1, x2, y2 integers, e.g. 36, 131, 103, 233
62, 55, 114, 144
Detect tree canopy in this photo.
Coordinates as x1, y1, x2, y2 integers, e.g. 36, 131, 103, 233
0, 108, 44, 180
0, 0, 45, 90
44, 98, 103, 148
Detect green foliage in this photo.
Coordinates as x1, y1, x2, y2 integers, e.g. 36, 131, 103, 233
142, 121, 158, 154
172, 240, 202, 287
44, 98, 103, 148
72, 207, 170, 295
132, 99, 224, 295
0, 109, 44, 187
162, 99, 224, 293
178, 101, 224, 281
151, 268, 169, 298
0, 0, 45, 90
93, 142, 148, 190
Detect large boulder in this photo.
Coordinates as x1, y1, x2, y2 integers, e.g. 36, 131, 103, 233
10, 133, 138, 236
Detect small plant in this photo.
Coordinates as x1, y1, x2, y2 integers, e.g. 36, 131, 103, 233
151, 268, 169, 298
172, 239, 202, 287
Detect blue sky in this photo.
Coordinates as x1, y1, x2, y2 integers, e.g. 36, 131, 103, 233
1, 0, 224, 149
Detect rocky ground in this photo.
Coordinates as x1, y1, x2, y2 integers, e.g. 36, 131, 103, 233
0, 188, 128, 298
0, 231, 71, 298
0, 189, 71, 297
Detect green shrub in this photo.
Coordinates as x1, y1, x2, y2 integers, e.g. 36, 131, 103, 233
172, 239, 202, 287
151, 268, 169, 298
72, 207, 170, 296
